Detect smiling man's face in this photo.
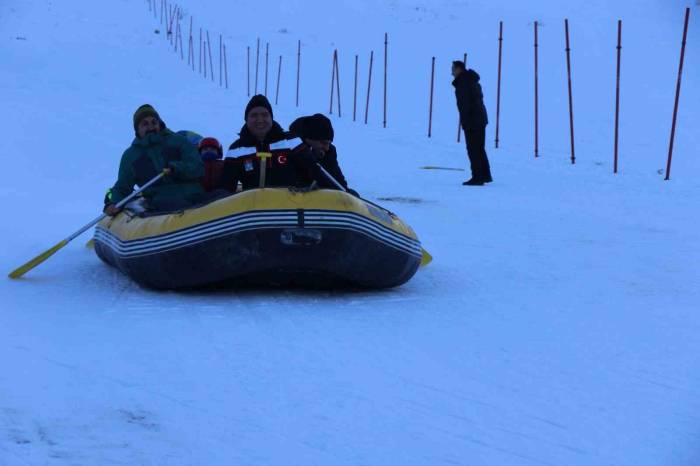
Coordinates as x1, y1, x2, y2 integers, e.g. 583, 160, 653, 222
246, 107, 273, 141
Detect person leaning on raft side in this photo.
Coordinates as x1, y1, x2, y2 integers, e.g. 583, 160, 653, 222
288, 114, 359, 197
104, 104, 205, 215
220, 95, 314, 192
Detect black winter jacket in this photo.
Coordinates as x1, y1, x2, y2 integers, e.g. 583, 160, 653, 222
222, 122, 311, 191
453, 69, 488, 130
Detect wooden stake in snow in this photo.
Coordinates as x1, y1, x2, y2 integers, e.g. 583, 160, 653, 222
335, 50, 342, 117
207, 30, 214, 82
223, 43, 229, 89
353, 55, 359, 122
665, 8, 690, 181
264, 42, 269, 96
365, 50, 374, 124
495, 21, 503, 149
329, 51, 337, 114
613, 20, 622, 174
255, 38, 260, 94
457, 52, 467, 143
534, 20, 539, 158
275, 55, 282, 105
383, 33, 388, 128
565, 19, 575, 164
428, 57, 435, 138
296, 40, 301, 107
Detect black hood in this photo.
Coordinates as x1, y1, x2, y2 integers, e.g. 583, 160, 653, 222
453, 69, 480, 87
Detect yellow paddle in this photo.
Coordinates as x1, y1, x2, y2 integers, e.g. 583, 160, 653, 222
8, 171, 166, 279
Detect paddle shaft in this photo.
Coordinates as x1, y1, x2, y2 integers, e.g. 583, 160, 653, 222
69, 172, 166, 241
8, 172, 165, 279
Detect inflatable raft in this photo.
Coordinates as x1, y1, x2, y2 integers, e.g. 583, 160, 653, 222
93, 188, 424, 289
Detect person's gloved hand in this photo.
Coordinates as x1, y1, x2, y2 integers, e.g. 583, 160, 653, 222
347, 188, 360, 197
104, 204, 121, 216
162, 146, 182, 178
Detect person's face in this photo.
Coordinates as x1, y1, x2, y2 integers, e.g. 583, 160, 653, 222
246, 107, 273, 141
305, 138, 331, 154
451, 65, 460, 78
200, 147, 220, 159
137, 116, 161, 138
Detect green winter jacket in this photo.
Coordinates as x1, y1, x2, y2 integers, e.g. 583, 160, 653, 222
108, 129, 204, 206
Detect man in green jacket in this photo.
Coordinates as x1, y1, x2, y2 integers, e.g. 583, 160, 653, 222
104, 104, 205, 215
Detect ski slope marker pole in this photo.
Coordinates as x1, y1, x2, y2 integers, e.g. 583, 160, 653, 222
329, 50, 337, 114
264, 42, 269, 95
207, 30, 214, 82
335, 50, 342, 117
296, 40, 301, 107
8, 172, 166, 279
353, 55, 358, 121
383, 33, 388, 128
428, 57, 435, 137
255, 38, 260, 94
495, 21, 503, 149
365, 50, 374, 124
565, 19, 575, 164
275, 55, 282, 105
665, 7, 690, 181
613, 20, 622, 174
534, 20, 539, 158
224, 42, 229, 89
457, 52, 466, 143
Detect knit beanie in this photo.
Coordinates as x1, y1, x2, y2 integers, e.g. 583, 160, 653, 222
133, 104, 160, 131
244, 94, 273, 120
289, 114, 334, 141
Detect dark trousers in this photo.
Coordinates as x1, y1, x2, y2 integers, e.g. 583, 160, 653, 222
463, 127, 492, 182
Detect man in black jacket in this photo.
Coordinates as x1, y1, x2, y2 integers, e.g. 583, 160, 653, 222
289, 114, 359, 196
222, 95, 310, 191
452, 60, 493, 186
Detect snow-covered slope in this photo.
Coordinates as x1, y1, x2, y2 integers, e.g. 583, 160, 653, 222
1, 0, 699, 465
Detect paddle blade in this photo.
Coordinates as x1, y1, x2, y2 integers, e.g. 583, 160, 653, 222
420, 248, 433, 267
8, 239, 69, 279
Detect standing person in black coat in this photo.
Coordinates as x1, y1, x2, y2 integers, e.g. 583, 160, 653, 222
452, 60, 493, 186
289, 114, 359, 197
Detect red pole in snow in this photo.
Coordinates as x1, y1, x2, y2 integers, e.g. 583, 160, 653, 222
187, 16, 193, 67
613, 20, 622, 174
665, 7, 690, 181
223, 43, 229, 89
383, 33, 388, 128
203, 36, 207, 78
177, 12, 184, 60
296, 40, 301, 107
207, 30, 214, 82
457, 52, 466, 143
365, 50, 374, 124
353, 54, 359, 122
329, 50, 337, 114
565, 19, 576, 164
247, 46, 250, 96
335, 50, 342, 117
264, 42, 269, 96
495, 21, 503, 149
254, 38, 260, 94
428, 57, 435, 137
534, 20, 539, 158
275, 55, 282, 105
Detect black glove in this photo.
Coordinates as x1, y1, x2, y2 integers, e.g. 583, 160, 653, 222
347, 188, 360, 197
162, 146, 182, 178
